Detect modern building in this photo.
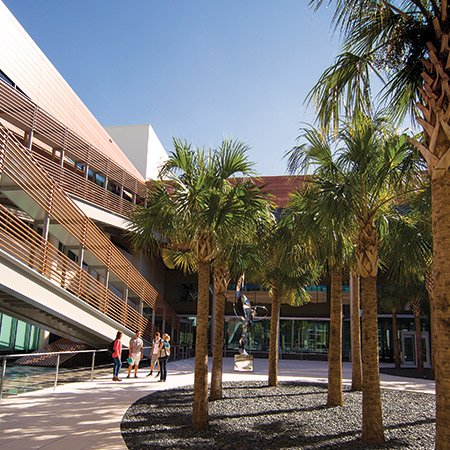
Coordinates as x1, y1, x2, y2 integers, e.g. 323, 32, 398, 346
0, 0, 429, 369
0, 0, 179, 352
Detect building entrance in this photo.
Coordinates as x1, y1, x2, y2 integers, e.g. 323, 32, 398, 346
401, 331, 430, 368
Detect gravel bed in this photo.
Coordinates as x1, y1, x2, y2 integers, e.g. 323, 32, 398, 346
121, 381, 435, 450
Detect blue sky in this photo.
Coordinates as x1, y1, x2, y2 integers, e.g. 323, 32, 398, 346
4, 1, 340, 176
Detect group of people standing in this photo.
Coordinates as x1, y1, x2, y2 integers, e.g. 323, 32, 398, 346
111, 330, 170, 382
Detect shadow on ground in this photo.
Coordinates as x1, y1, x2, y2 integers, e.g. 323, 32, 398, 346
380, 367, 433, 381
121, 381, 435, 450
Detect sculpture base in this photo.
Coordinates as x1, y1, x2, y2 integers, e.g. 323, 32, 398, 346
234, 354, 254, 372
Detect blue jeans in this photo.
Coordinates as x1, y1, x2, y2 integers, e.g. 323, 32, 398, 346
113, 357, 122, 377
159, 358, 167, 381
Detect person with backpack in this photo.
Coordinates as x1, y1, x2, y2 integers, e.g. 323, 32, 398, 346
112, 330, 123, 381
158, 333, 170, 382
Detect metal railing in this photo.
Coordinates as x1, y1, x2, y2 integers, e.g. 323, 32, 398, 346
0, 125, 179, 331
0, 344, 192, 400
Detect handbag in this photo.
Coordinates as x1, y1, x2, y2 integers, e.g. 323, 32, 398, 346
158, 346, 167, 359
127, 357, 133, 364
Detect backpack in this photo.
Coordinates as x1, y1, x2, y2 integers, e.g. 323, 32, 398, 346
107, 340, 115, 357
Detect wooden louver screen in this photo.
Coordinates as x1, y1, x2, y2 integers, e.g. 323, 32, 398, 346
0, 79, 149, 201
0, 203, 152, 339
0, 125, 179, 331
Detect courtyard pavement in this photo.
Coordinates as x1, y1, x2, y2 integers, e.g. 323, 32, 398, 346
0, 358, 435, 450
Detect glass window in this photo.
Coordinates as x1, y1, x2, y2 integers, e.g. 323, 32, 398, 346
0, 314, 14, 350
248, 320, 270, 351
123, 189, 132, 202
109, 284, 123, 299
67, 250, 77, 262
108, 182, 120, 195
14, 320, 27, 350
0, 69, 14, 86
95, 174, 105, 188
292, 320, 304, 352
28, 325, 38, 351
301, 320, 329, 354
280, 320, 294, 352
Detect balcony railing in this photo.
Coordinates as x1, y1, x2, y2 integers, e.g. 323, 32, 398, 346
0, 124, 179, 331
0, 202, 150, 337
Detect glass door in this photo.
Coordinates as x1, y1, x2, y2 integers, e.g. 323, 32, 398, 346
402, 331, 417, 366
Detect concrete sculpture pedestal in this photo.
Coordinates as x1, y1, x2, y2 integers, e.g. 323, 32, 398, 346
234, 354, 254, 371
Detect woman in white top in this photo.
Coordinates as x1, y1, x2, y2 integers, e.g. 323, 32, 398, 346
147, 332, 162, 377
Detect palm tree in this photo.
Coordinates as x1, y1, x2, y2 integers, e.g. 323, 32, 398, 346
378, 284, 410, 369
308, 2, 450, 445
286, 178, 352, 407
130, 138, 267, 430
210, 233, 272, 400
257, 217, 321, 387
379, 204, 432, 371
287, 116, 424, 442
210, 256, 230, 401
350, 270, 362, 391
407, 183, 436, 377
411, 293, 427, 374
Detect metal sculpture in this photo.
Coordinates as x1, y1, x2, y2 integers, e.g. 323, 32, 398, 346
233, 274, 268, 356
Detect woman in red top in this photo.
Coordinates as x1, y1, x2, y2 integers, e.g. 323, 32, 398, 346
112, 331, 123, 381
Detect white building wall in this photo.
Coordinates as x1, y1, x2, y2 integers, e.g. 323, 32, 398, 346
105, 124, 168, 180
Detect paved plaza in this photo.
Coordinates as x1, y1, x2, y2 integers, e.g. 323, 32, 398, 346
0, 358, 435, 450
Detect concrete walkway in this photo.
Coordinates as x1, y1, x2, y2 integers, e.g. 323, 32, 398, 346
0, 358, 435, 450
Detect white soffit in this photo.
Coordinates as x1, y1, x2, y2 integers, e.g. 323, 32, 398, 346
72, 199, 131, 231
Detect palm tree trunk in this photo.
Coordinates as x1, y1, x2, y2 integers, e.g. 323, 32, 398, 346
192, 259, 210, 430
392, 307, 401, 370
351, 271, 362, 391
268, 287, 280, 387
361, 275, 384, 443
430, 299, 436, 380
210, 265, 229, 401
412, 299, 424, 374
425, 271, 435, 380
327, 266, 343, 406
431, 171, 450, 449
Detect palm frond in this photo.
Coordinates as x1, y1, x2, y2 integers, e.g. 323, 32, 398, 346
306, 52, 380, 131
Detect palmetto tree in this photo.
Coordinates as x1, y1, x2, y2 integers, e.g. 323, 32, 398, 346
210, 255, 230, 402
130, 138, 267, 430
410, 287, 429, 374
379, 205, 432, 371
210, 228, 273, 400
257, 218, 321, 387
287, 116, 424, 442
286, 180, 352, 407
378, 283, 410, 369
309, 2, 450, 446
350, 269, 362, 391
